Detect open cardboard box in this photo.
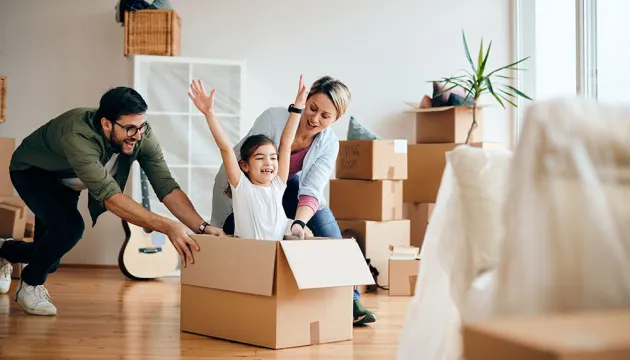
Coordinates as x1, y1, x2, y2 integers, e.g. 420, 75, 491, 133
180, 234, 375, 349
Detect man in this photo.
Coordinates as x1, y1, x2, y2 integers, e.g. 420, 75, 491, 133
0, 87, 224, 316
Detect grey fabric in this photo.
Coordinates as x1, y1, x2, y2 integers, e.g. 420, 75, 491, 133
347, 116, 381, 140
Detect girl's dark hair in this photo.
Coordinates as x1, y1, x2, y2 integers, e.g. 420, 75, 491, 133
93, 86, 148, 129
224, 134, 276, 198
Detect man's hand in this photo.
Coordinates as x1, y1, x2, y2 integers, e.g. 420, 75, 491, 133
204, 225, 225, 236
165, 222, 200, 268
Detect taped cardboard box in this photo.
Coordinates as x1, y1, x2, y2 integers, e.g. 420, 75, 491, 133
180, 235, 374, 349
388, 246, 420, 296
408, 105, 484, 144
0, 138, 15, 196
338, 219, 409, 287
336, 140, 408, 180
330, 179, 403, 221
463, 308, 630, 360
0, 199, 27, 240
403, 203, 435, 248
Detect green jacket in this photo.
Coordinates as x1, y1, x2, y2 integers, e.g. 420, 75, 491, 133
10, 107, 179, 225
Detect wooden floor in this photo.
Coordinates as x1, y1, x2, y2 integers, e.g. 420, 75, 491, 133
0, 268, 411, 359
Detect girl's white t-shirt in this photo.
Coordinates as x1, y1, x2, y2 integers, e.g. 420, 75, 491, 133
230, 172, 289, 240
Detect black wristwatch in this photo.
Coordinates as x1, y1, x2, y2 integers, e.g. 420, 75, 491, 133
198, 221, 210, 234
292, 220, 306, 229
288, 104, 303, 114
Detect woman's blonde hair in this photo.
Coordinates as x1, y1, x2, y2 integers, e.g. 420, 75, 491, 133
307, 76, 351, 119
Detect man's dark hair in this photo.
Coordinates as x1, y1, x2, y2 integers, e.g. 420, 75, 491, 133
93, 87, 148, 128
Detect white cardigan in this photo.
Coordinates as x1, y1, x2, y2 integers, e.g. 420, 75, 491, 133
209, 106, 339, 227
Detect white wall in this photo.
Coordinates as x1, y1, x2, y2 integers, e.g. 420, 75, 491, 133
0, 0, 514, 265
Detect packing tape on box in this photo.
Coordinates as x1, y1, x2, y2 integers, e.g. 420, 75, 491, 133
409, 274, 418, 296
310, 321, 320, 345
387, 166, 395, 179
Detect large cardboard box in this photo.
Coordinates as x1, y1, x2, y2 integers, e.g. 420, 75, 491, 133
409, 106, 484, 144
0, 138, 15, 196
336, 140, 408, 180
463, 309, 630, 360
337, 219, 409, 287
330, 180, 403, 221
388, 246, 420, 296
403, 203, 435, 248
404, 143, 458, 203
180, 235, 374, 349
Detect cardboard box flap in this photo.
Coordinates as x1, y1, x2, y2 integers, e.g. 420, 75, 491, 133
279, 239, 375, 290
389, 245, 420, 260
181, 235, 278, 296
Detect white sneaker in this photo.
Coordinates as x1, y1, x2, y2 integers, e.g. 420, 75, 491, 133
0, 259, 12, 294
14, 280, 57, 316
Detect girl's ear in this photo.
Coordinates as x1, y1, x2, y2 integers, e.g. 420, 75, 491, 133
239, 160, 248, 172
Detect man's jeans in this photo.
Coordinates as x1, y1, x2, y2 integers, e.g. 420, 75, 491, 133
0, 168, 84, 286
222, 175, 361, 301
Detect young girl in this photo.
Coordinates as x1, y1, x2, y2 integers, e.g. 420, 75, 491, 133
188, 76, 308, 240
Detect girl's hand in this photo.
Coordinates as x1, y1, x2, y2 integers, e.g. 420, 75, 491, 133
188, 79, 215, 115
291, 223, 306, 240
294, 75, 308, 110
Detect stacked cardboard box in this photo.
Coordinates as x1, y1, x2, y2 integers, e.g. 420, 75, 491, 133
330, 140, 411, 291
403, 106, 504, 249
0, 137, 34, 278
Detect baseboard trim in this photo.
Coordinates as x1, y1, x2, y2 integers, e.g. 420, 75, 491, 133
59, 264, 119, 269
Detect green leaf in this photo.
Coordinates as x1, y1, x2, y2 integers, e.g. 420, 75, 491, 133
485, 78, 505, 109
498, 93, 518, 107
462, 31, 476, 73
487, 56, 530, 77
503, 84, 533, 100
494, 74, 514, 80
498, 88, 516, 98
479, 41, 492, 77
477, 38, 484, 77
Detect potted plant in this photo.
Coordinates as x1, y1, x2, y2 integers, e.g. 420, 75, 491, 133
432, 31, 532, 145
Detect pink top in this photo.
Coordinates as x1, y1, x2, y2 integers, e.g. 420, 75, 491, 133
289, 143, 319, 214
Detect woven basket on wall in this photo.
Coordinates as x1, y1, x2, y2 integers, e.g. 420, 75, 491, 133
0, 76, 6, 124
124, 10, 181, 57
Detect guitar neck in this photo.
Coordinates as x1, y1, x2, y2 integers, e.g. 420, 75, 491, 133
140, 169, 151, 212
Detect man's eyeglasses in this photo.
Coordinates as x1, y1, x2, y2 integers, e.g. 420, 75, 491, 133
111, 121, 151, 137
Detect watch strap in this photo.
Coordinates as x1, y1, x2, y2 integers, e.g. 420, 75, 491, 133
288, 104, 303, 114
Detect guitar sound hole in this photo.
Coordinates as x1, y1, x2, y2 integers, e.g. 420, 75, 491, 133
139, 247, 163, 254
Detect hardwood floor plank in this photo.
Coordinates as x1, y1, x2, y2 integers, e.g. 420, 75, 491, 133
0, 268, 410, 359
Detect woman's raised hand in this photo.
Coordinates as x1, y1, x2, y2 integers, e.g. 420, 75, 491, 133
294, 75, 308, 110
188, 79, 215, 115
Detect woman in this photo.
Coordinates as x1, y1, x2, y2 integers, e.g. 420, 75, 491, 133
210, 75, 376, 326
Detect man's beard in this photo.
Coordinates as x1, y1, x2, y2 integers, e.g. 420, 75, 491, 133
108, 132, 135, 154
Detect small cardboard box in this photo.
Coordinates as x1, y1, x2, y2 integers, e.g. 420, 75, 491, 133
337, 219, 410, 287
0, 138, 15, 196
409, 106, 484, 144
388, 246, 420, 296
404, 143, 460, 203
330, 180, 403, 221
0, 200, 27, 240
403, 203, 435, 248
463, 309, 630, 360
336, 140, 408, 180
180, 235, 375, 349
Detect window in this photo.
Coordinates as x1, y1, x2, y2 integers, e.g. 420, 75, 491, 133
514, 0, 628, 139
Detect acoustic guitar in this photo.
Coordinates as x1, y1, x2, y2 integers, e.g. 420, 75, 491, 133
118, 168, 179, 280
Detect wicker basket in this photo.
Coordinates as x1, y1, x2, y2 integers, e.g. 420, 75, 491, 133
124, 10, 181, 57
0, 76, 6, 124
